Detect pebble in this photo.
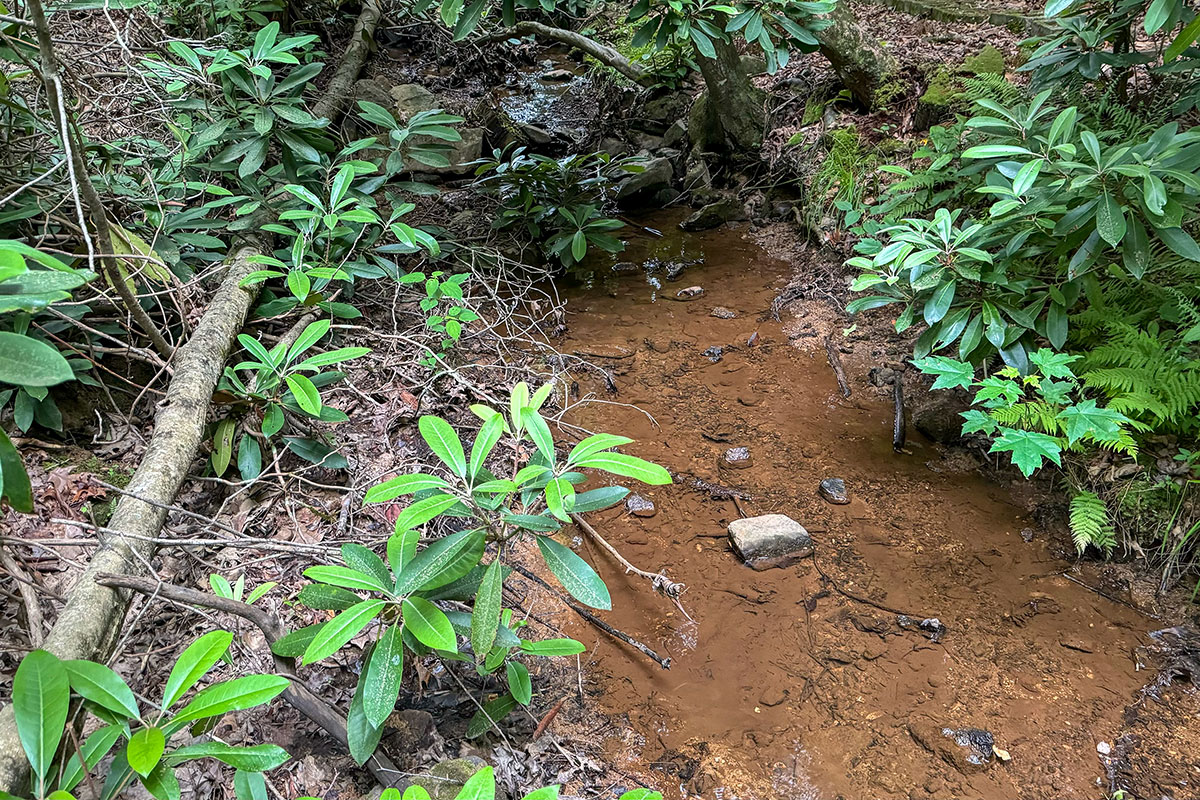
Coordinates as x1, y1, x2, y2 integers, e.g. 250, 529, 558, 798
625, 493, 657, 518
675, 285, 704, 300
818, 477, 850, 505
702, 346, 723, 363
721, 446, 754, 469
711, 306, 737, 319
1097, 741, 1112, 756
540, 68, 575, 81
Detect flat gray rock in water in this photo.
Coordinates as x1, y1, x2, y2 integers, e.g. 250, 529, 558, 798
728, 514, 812, 570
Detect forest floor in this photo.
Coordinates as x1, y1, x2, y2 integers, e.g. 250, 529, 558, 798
3, 1, 1200, 799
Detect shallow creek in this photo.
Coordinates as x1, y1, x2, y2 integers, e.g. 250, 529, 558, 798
554, 214, 1153, 799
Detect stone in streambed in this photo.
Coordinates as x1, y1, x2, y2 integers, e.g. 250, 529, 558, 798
625, 493, 657, 518
728, 514, 813, 571
710, 306, 737, 319
675, 285, 704, 300
818, 477, 850, 505
720, 446, 754, 469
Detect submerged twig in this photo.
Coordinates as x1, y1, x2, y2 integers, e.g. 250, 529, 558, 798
570, 512, 691, 621
510, 563, 671, 669
824, 334, 851, 398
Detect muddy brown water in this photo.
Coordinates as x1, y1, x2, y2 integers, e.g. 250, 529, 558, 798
554, 214, 1154, 800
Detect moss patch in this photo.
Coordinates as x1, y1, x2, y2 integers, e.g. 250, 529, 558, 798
963, 44, 1006, 76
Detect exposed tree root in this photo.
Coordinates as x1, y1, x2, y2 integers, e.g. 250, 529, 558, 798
484, 21, 649, 85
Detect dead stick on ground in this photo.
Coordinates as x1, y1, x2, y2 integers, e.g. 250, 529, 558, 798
569, 512, 692, 622
0, 547, 45, 647
510, 563, 671, 670
93, 573, 407, 789
824, 334, 851, 398
892, 377, 907, 453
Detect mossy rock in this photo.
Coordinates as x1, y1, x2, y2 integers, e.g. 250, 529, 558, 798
963, 44, 1006, 76
408, 758, 489, 800
915, 67, 961, 130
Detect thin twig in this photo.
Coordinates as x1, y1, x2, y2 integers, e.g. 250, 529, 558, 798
510, 563, 671, 669
570, 512, 691, 621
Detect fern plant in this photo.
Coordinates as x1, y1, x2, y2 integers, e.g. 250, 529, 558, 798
1069, 489, 1117, 554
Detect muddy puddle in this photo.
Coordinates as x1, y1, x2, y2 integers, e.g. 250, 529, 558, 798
554, 213, 1156, 799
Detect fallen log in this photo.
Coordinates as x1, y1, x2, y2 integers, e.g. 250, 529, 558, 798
483, 21, 649, 85
0, 242, 265, 791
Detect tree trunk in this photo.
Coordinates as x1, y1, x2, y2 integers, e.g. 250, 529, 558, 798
691, 38, 766, 154
816, 1, 897, 110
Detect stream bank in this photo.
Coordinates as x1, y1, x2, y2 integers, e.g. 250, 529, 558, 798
552, 212, 1199, 799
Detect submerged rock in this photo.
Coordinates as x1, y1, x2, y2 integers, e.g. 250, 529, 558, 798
720, 446, 754, 469
702, 346, 724, 363
625, 493, 657, 518
679, 196, 748, 232
710, 306, 737, 319
818, 477, 850, 505
675, 285, 705, 300
728, 514, 813, 570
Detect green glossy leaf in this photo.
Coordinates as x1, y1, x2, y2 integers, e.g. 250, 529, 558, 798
470, 559, 503, 659
171, 675, 290, 724
302, 600, 385, 664
0, 331, 75, 387
518, 638, 586, 656
536, 536, 611, 610
571, 452, 669, 485
163, 630, 233, 709
364, 473, 450, 503
401, 597, 457, 651
64, 660, 139, 719
989, 429, 1062, 477
363, 625, 404, 728
126, 728, 166, 777
506, 661, 532, 705
13, 650, 69, 791
418, 415, 466, 477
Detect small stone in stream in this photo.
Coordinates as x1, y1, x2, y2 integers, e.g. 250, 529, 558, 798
612, 261, 638, 273
711, 306, 737, 319
541, 68, 575, 81
728, 514, 813, 570
942, 727, 995, 770
898, 615, 947, 642
1097, 741, 1112, 756
676, 285, 704, 300
759, 687, 787, 707
665, 261, 688, 281
1059, 637, 1094, 653
703, 346, 723, 363
625, 493, 657, 518
721, 446, 754, 469
818, 477, 850, 504
1021, 528, 1035, 542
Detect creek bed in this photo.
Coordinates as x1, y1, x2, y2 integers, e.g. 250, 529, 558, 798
554, 213, 1153, 799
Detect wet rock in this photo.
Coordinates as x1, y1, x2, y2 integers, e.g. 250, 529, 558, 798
640, 92, 691, 131
898, 615, 947, 642
710, 306, 736, 319
540, 68, 575, 81
383, 709, 438, 753
517, 123, 553, 146
818, 477, 850, 505
599, 136, 630, 157
425, 127, 484, 175
914, 401, 966, 445
720, 446, 754, 469
665, 261, 689, 281
702, 346, 724, 363
625, 493, 657, 518
728, 514, 813, 570
679, 196, 748, 232
409, 757, 489, 800
352, 77, 393, 109
617, 157, 674, 203
869, 366, 897, 387
611, 261, 639, 273
759, 687, 787, 707
662, 119, 688, 149
675, 285, 704, 300
391, 83, 439, 120
908, 720, 995, 775
683, 160, 713, 192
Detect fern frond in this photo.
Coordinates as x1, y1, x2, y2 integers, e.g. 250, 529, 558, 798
1069, 490, 1116, 555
